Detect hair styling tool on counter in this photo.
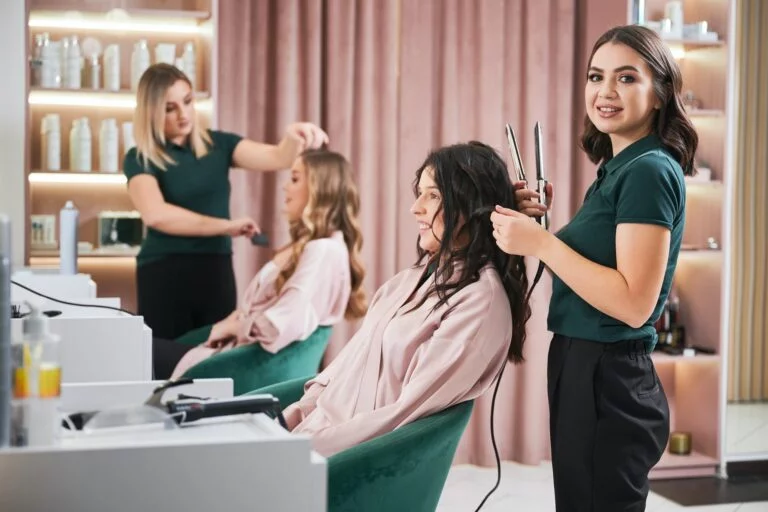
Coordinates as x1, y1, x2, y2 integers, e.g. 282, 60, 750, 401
64, 379, 288, 430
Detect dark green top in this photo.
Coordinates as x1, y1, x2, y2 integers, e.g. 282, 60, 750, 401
547, 134, 686, 348
123, 129, 243, 265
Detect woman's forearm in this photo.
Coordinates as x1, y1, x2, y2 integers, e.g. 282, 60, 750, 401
537, 234, 648, 328
146, 203, 230, 237
275, 134, 302, 169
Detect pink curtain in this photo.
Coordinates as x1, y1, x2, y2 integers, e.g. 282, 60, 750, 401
396, 0, 578, 467
217, 0, 625, 467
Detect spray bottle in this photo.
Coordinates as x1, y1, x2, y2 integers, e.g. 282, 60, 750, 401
10, 301, 62, 447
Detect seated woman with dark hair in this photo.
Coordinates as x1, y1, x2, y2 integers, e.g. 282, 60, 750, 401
166, 149, 367, 380
283, 141, 532, 457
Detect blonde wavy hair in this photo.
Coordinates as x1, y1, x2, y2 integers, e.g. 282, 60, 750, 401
132, 63, 211, 171
275, 149, 367, 319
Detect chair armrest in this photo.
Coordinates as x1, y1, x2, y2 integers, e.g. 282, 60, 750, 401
174, 324, 214, 346
244, 375, 312, 409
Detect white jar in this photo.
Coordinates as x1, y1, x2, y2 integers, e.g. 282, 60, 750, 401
122, 122, 135, 154
40, 36, 61, 89
40, 114, 61, 171
103, 44, 121, 91
182, 41, 196, 89
131, 39, 151, 91
99, 118, 119, 173
64, 36, 82, 89
69, 118, 92, 172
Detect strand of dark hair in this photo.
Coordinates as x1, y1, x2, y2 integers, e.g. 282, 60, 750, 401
407, 142, 531, 363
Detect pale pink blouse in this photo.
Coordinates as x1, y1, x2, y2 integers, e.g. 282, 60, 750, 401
170, 232, 351, 379
283, 261, 513, 457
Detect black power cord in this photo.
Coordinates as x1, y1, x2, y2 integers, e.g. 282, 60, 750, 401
11, 280, 137, 316
474, 260, 547, 511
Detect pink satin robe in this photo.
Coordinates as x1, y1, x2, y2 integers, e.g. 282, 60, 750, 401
170, 232, 351, 379
284, 261, 514, 457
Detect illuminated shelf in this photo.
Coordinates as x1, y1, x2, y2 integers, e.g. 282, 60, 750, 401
650, 450, 718, 479
28, 9, 211, 35
652, 353, 720, 364
30, 247, 139, 258
29, 171, 127, 185
663, 38, 725, 49
685, 179, 723, 187
687, 109, 725, 118
29, 88, 211, 109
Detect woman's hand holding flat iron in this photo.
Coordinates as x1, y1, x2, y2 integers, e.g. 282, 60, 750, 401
491, 205, 551, 258
514, 180, 554, 218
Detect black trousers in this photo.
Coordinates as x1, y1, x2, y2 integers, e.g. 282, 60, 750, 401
136, 254, 237, 379
548, 335, 670, 512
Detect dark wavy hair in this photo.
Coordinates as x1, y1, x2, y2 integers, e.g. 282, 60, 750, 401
409, 141, 531, 363
580, 25, 698, 175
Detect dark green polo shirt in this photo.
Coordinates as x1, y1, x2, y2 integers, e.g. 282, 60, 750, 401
123, 129, 243, 265
547, 134, 686, 348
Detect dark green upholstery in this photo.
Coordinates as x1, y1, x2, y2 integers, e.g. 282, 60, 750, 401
177, 326, 332, 396
249, 376, 474, 512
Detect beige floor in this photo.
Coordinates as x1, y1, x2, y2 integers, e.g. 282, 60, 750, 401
437, 461, 768, 511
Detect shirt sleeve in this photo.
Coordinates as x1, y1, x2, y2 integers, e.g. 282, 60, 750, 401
238, 239, 350, 353
122, 147, 158, 181
614, 155, 684, 230
208, 129, 244, 167
304, 277, 512, 457
282, 274, 397, 429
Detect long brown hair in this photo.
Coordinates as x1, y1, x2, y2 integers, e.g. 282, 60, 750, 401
411, 142, 531, 363
133, 63, 211, 171
580, 25, 698, 175
275, 149, 367, 319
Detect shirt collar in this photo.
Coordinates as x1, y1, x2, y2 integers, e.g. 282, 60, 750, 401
603, 134, 663, 175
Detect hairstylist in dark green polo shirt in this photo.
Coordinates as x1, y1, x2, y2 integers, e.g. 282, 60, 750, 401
124, 63, 328, 374
491, 26, 698, 511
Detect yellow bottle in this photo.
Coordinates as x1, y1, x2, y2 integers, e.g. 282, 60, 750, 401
10, 302, 61, 447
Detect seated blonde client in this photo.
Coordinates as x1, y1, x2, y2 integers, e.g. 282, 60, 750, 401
170, 149, 367, 380
283, 141, 532, 457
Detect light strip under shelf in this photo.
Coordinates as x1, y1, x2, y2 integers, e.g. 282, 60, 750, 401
28, 89, 213, 110
28, 10, 209, 35
29, 172, 127, 185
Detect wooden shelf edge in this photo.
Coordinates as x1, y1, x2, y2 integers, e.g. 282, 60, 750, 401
652, 353, 720, 364
687, 109, 725, 118
650, 450, 718, 479
29, 87, 211, 100
29, 8, 212, 22
30, 248, 139, 258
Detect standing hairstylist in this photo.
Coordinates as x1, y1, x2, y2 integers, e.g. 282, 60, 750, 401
491, 26, 698, 511
124, 63, 328, 343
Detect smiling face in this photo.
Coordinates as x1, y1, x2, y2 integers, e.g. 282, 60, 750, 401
163, 79, 195, 145
410, 168, 444, 254
585, 42, 661, 154
282, 157, 310, 222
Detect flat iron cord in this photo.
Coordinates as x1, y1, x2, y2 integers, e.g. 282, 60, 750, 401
474, 259, 546, 511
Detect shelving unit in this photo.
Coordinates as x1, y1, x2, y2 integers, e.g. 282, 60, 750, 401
633, 0, 734, 481
24, 0, 218, 313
